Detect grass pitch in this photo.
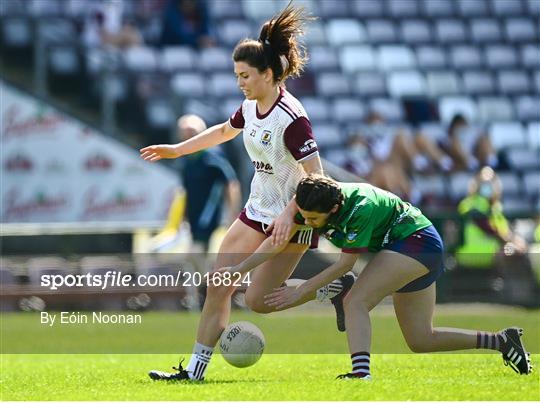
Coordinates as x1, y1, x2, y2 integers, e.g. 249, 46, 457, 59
1, 305, 539, 400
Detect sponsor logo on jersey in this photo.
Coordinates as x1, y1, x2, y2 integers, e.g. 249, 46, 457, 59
260, 130, 272, 146
299, 139, 316, 154
252, 160, 274, 174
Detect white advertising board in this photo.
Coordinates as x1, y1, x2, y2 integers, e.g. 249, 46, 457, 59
1, 81, 179, 224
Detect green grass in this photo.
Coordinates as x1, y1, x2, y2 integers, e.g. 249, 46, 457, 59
1, 306, 539, 400
1, 354, 538, 400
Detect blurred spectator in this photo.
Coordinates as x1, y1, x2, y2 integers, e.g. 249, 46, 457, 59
343, 112, 451, 202
151, 115, 241, 253
440, 114, 498, 172
82, 0, 142, 49
344, 112, 414, 200
456, 166, 528, 269
414, 130, 454, 173
160, 0, 215, 48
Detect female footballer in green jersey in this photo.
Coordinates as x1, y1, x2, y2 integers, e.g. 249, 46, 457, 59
218, 175, 532, 379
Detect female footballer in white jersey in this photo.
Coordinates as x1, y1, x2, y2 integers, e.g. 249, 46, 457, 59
140, 4, 353, 381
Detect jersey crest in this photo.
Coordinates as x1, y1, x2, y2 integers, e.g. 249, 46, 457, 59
261, 130, 272, 146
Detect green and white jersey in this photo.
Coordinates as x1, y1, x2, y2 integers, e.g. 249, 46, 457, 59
316, 183, 432, 253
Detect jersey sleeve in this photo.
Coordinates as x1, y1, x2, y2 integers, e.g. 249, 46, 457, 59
283, 117, 319, 162
229, 104, 245, 129
341, 205, 375, 254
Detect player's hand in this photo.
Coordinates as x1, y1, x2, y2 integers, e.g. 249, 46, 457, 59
512, 236, 529, 254
264, 286, 303, 310
140, 144, 181, 162
504, 238, 528, 255
268, 212, 294, 246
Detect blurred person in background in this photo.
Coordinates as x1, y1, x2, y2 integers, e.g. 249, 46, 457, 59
440, 114, 498, 172
456, 166, 527, 268
343, 112, 452, 203
151, 114, 242, 253
343, 112, 417, 202
455, 167, 538, 304
160, 0, 215, 48
526, 213, 540, 286
82, 0, 142, 49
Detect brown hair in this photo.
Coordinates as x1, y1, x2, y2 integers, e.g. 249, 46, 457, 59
296, 175, 344, 213
232, 1, 312, 83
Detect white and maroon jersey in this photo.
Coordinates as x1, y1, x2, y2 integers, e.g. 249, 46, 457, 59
229, 87, 319, 225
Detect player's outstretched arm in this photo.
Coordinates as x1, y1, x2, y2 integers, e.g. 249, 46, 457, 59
140, 121, 241, 162
265, 252, 358, 310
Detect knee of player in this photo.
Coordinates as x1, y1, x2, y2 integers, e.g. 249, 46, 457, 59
206, 282, 235, 299
244, 293, 273, 314
343, 293, 369, 314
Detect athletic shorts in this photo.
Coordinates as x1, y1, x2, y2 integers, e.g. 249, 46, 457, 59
239, 209, 319, 249
384, 225, 445, 293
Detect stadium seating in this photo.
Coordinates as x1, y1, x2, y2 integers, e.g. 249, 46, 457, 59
426, 71, 461, 96
449, 172, 475, 200
401, 20, 431, 44
161, 46, 197, 72
439, 96, 478, 122
477, 97, 514, 122
422, 0, 455, 17
416, 46, 447, 70
353, 72, 387, 97
489, 122, 527, 150
506, 147, 540, 171
450, 46, 483, 70
528, 122, 540, 148
325, 19, 366, 46
1, 0, 538, 215
366, 19, 397, 43
462, 71, 495, 95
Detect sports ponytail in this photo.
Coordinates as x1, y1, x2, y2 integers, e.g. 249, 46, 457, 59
233, 1, 312, 83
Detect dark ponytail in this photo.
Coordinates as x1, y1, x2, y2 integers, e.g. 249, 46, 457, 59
232, 1, 312, 83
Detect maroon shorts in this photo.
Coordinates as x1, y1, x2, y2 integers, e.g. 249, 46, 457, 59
239, 209, 319, 249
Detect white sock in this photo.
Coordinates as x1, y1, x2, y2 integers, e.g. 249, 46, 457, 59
316, 278, 343, 302
186, 342, 214, 380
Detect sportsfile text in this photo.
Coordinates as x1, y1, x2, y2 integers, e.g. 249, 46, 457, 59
40, 270, 251, 290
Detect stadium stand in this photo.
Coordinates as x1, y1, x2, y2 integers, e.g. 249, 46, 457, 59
1, 0, 538, 195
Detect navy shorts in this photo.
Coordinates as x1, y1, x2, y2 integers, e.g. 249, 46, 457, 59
384, 225, 445, 293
